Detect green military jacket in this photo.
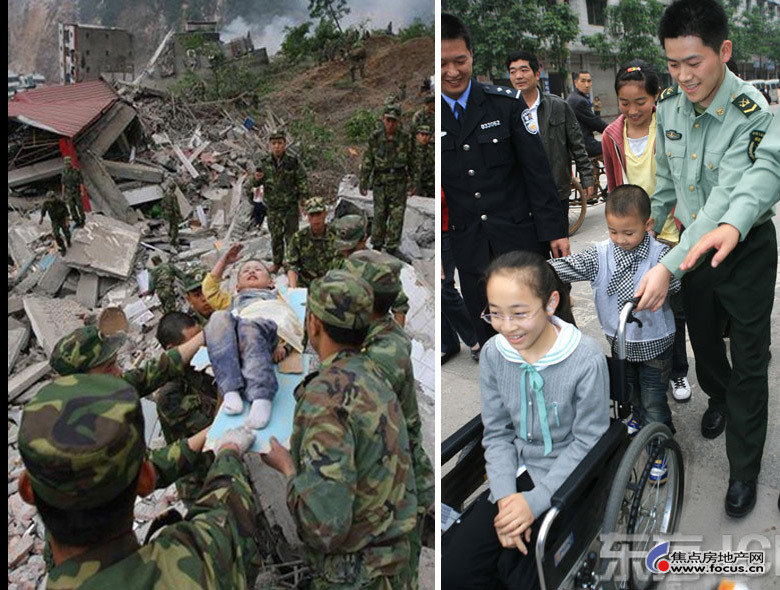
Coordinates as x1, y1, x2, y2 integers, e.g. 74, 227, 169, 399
363, 316, 434, 510
284, 225, 338, 287
41, 197, 69, 223
123, 349, 185, 398
287, 349, 417, 586
329, 256, 410, 315
413, 142, 434, 198
257, 153, 309, 210
61, 166, 82, 197
359, 129, 413, 192
155, 368, 218, 444
46, 450, 260, 589
150, 263, 184, 294
651, 69, 773, 277
411, 108, 433, 133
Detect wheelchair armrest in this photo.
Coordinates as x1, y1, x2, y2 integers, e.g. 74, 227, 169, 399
549, 420, 626, 512
441, 414, 483, 464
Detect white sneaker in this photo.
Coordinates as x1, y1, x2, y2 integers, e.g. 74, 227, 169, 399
670, 377, 691, 402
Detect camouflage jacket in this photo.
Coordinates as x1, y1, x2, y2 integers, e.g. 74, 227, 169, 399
330, 256, 410, 315
41, 197, 70, 223
362, 316, 434, 510
150, 263, 184, 294
287, 349, 417, 585
284, 225, 338, 287
162, 187, 181, 221
359, 129, 413, 192
46, 449, 261, 590
412, 142, 434, 197
148, 436, 205, 488
155, 369, 219, 444
61, 166, 83, 196
257, 153, 309, 210
122, 349, 185, 399
411, 108, 433, 133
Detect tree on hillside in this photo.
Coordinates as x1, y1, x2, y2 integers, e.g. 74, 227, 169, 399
309, 0, 350, 34
581, 0, 666, 72
442, 0, 578, 81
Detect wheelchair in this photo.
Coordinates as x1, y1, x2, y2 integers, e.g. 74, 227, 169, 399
441, 300, 685, 590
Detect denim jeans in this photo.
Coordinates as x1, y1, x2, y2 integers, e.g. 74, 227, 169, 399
441, 232, 478, 354
204, 310, 278, 402
627, 345, 674, 433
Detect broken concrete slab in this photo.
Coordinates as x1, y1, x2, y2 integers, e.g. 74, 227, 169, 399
103, 159, 164, 183
245, 455, 302, 550
22, 297, 88, 357
122, 184, 164, 206
75, 273, 100, 308
77, 102, 137, 157
36, 257, 71, 296
8, 361, 51, 402
7, 157, 64, 188
8, 325, 30, 376
14, 265, 44, 295
8, 228, 36, 270
62, 215, 142, 279
80, 151, 136, 223
8, 297, 24, 315
175, 186, 193, 219
12, 378, 52, 407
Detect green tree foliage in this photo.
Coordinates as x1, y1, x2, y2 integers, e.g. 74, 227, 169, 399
398, 19, 435, 42
581, 0, 666, 72
442, 0, 578, 80
308, 0, 351, 34
281, 23, 314, 64
345, 109, 379, 143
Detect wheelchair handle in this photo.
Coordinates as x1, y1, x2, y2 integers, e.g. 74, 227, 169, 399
616, 297, 642, 361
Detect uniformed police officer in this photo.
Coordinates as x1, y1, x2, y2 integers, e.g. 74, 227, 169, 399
635, 0, 775, 518
18, 374, 261, 587
441, 14, 570, 345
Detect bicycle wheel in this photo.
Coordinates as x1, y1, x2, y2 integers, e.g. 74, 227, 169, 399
568, 178, 587, 236
601, 422, 684, 590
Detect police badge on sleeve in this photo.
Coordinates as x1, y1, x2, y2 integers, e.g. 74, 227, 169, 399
521, 109, 538, 134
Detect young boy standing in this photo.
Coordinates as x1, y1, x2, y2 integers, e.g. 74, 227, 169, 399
550, 186, 680, 483
636, 0, 774, 517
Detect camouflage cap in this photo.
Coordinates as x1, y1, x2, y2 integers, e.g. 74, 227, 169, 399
416, 125, 432, 134
269, 131, 286, 141
332, 214, 368, 251
344, 250, 402, 295
383, 105, 401, 119
45, 190, 56, 199
50, 326, 127, 375
19, 374, 146, 510
179, 266, 208, 292
63, 155, 72, 164
307, 270, 373, 330
305, 196, 326, 214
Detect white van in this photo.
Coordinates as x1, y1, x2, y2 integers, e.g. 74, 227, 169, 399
766, 79, 778, 104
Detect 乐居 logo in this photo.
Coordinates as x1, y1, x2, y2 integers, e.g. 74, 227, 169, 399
646, 541, 671, 574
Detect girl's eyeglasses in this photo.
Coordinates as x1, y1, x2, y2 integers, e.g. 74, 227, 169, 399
480, 306, 544, 326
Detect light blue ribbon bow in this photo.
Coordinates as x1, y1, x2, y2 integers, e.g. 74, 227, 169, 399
517, 364, 553, 456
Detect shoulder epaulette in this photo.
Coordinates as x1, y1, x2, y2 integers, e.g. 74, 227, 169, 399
732, 93, 760, 117
658, 85, 679, 102
480, 83, 522, 99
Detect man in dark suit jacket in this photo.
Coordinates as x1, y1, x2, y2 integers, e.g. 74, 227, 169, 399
441, 14, 569, 345
566, 71, 608, 157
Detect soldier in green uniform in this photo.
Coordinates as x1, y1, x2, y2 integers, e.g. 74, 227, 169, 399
344, 251, 434, 588
285, 197, 338, 288
413, 125, 434, 198
179, 266, 215, 325
635, 0, 774, 518
148, 255, 184, 314
256, 132, 310, 272
17, 374, 262, 587
161, 178, 182, 247
411, 94, 435, 133
39, 190, 71, 255
61, 155, 86, 227
49, 324, 203, 399
262, 270, 418, 589
360, 105, 413, 258
331, 214, 411, 327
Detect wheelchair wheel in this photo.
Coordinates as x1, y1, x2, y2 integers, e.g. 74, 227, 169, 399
601, 422, 684, 590
591, 155, 609, 199
568, 178, 587, 236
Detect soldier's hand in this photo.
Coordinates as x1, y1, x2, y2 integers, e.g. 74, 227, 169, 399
360, 188, 368, 196
549, 237, 571, 258
680, 224, 740, 271
215, 426, 255, 456
224, 243, 244, 264
261, 436, 295, 476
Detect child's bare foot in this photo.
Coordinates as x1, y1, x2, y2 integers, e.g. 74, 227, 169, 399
246, 399, 273, 429
223, 391, 244, 415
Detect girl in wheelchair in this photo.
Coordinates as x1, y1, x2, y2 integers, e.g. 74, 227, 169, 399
442, 251, 610, 589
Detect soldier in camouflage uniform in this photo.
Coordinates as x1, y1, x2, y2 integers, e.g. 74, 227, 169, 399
61, 155, 86, 227
285, 197, 338, 288
344, 250, 435, 587
411, 94, 435, 133
18, 374, 262, 587
179, 266, 215, 326
262, 270, 417, 589
360, 104, 413, 258
161, 178, 182, 247
148, 255, 184, 314
348, 38, 367, 82
50, 324, 203, 399
39, 190, 71, 255
256, 131, 309, 272
413, 125, 434, 198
